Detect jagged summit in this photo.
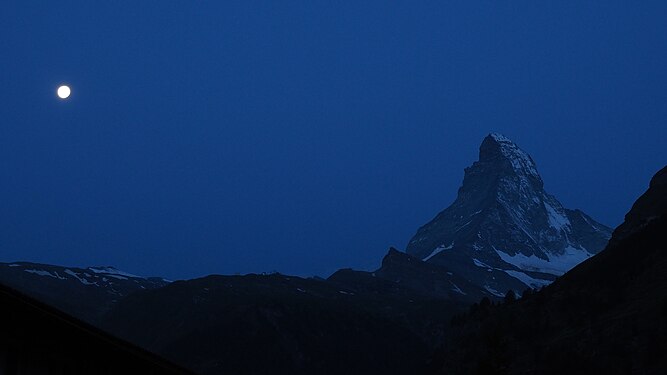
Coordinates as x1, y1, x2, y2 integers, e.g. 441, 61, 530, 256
405, 134, 612, 294
479, 133, 540, 180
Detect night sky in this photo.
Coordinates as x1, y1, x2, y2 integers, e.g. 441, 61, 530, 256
1, 1, 666, 280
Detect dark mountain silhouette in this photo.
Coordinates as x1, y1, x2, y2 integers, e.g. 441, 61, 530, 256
100, 273, 468, 375
429, 165, 667, 375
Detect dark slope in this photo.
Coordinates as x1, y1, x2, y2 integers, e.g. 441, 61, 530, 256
611, 165, 667, 242
0, 282, 190, 374
429, 165, 667, 375
102, 273, 468, 375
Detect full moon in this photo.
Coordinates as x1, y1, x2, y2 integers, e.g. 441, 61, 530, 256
57, 85, 71, 99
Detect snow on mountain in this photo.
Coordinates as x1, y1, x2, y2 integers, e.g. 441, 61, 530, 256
0, 261, 170, 323
423, 242, 454, 261
405, 133, 612, 294
495, 246, 593, 276
3, 262, 152, 286
88, 266, 142, 279
488, 133, 540, 178
24, 269, 67, 279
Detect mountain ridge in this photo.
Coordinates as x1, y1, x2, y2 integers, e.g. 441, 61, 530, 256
0, 261, 169, 323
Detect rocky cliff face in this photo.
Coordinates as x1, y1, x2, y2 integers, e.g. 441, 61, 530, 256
405, 133, 612, 294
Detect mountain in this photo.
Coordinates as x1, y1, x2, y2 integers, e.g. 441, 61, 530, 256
0, 133, 632, 374
101, 273, 467, 375
405, 133, 612, 295
429, 165, 667, 374
0, 262, 169, 323
93, 133, 615, 375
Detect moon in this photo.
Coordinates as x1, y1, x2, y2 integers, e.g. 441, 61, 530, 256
57, 85, 71, 99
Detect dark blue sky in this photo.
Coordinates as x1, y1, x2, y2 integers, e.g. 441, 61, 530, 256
1, 1, 665, 280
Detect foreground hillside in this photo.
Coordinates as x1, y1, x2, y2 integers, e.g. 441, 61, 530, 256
0, 282, 190, 374
102, 273, 467, 375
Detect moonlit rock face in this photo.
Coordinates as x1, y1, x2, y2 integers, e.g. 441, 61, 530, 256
405, 133, 613, 292
57, 85, 71, 99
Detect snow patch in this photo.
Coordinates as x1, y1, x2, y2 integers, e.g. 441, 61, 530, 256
88, 267, 140, 278
484, 285, 504, 297
24, 269, 66, 279
450, 281, 466, 295
455, 220, 473, 232
495, 246, 593, 276
105, 274, 128, 280
544, 201, 571, 231
64, 269, 97, 285
472, 258, 491, 268
423, 242, 454, 261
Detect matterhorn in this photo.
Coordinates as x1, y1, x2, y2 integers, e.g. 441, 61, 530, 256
405, 133, 612, 295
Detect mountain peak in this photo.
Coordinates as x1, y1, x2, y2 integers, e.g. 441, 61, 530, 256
486, 132, 514, 144
405, 134, 612, 293
479, 133, 540, 179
